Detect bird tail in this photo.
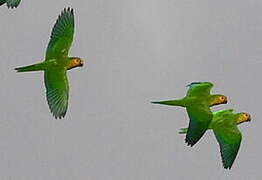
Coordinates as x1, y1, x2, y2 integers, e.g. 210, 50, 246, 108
15, 62, 46, 72
151, 99, 184, 107
179, 128, 188, 134
0, 0, 6, 6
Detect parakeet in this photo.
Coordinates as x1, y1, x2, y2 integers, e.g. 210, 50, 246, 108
0, 0, 21, 8
179, 109, 251, 169
152, 82, 228, 146
15, 7, 84, 119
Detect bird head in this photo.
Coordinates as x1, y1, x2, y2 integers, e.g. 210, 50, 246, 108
210, 95, 228, 106
237, 112, 251, 124
67, 57, 84, 70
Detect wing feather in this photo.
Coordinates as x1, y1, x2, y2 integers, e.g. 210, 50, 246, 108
45, 7, 74, 61
6, 0, 21, 8
186, 82, 213, 97
213, 120, 242, 169
44, 69, 69, 119
185, 104, 213, 146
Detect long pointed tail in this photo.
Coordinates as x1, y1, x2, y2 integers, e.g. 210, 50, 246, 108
179, 128, 188, 134
15, 62, 45, 72
151, 99, 184, 107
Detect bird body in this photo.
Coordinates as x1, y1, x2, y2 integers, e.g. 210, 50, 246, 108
0, 0, 21, 8
179, 109, 251, 169
152, 82, 228, 146
15, 8, 84, 119
15, 57, 83, 72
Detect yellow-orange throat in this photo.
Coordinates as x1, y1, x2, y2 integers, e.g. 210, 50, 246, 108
67, 58, 83, 70
237, 113, 251, 124
211, 95, 227, 106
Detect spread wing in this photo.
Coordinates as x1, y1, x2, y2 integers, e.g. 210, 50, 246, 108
45, 7, 74, 61
44, 68, 69, 119
212, 120, 242, 169
185, 104, 213, 146
6, 0, 21, 8
186, 82, 213, 97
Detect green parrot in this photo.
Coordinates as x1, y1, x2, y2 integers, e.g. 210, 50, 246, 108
179, 109, 251, 169
0, 0, 21, 8
152, 82, 228, 146
15, 7, 84, 119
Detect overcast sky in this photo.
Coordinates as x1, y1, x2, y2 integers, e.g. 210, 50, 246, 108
0, 0, 261, 179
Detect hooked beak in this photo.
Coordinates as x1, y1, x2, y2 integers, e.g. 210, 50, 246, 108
223, 97, 228, 104
79, 59, 84, 67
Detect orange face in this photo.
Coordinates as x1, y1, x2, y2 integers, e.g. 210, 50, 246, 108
67, 58, 84, 70
237, 113, 251, 124
211, 95, 228, 106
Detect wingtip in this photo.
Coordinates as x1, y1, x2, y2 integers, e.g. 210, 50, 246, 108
53, 113, 66, 120
186, 82, 202, 87
50, 108, 67, 120
62, 7, 74, 14
59, 7, 74, 18
7, 5, 17, 9
223, 165, 231, 170
186, 142, 194, 147
186, 81, 213, 87
222, 163, 233, 170
185, 138, 195, 147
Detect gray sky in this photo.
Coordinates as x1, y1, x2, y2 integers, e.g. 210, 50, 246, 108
0, 0, 261, 179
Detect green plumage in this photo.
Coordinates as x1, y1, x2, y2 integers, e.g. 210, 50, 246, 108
45, 69, 69, 118
15, 60, 57, 72
0, 0, 21, 8
43, 8, 74, 119
152, 82, 228, 146
45, 8, 74, 60
179, 109, 251, 169
15, 8, 84, 119
211, 110, 242, 169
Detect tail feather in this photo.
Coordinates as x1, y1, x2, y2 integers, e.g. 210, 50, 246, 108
15, 62, 45, 72
151, 100, 184, 107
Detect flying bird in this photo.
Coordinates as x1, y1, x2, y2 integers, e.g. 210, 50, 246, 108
179, 109, 251, 169
152, 82, 228, 146
15, 7, 84, 119
0, 0, 21, 8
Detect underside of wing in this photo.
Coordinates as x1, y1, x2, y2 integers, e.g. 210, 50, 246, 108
44, 69, 69, 119
185, 105, 213, 146
45, 7, 74, 61
186, 82, 213, 97
213, 121, 242, 169
6, 0, 21, 8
